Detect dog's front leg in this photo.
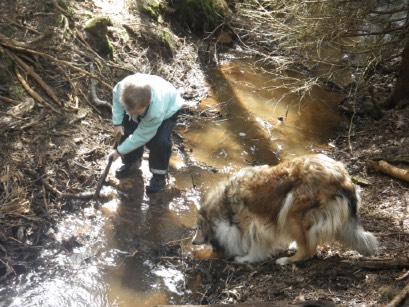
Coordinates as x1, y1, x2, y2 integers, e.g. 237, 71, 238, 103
234, 244, 269, 263
276, 224, 317, 265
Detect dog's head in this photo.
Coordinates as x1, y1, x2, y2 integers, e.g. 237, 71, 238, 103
192, 207, 226, 255
192, 208, 212, 245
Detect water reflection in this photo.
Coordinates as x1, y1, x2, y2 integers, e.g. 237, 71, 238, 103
183, 61, 344, 169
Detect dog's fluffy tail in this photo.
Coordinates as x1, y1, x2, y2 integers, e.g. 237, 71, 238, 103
336, 190, 378, 256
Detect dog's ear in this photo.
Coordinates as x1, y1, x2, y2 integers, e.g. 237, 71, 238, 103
192, 226, 206, 245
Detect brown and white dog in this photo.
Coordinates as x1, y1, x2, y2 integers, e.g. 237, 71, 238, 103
192, 154, 378, 265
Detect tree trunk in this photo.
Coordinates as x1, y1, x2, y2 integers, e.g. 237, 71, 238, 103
385, 39, 409, 109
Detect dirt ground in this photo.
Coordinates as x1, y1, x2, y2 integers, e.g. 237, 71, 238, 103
0, 1, 408, 306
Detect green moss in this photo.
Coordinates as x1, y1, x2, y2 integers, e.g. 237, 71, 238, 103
84, 17, 112, 35
84, 17, 114, 58
142, 0, 162, 21
172, 0, 230, 32
158, 29, 177, 55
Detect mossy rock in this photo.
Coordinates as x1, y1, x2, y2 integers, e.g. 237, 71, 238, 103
170, 0, 230, 32
84, 17, 114, 58
159, 29, 177, 54
84, 16, 112, 36
139, 27, 179, 59
141, 0, 163, 21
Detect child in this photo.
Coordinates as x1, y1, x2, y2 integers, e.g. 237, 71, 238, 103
109, 73, 184, 193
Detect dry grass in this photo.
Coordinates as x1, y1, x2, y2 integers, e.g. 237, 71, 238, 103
228, 0, 408, 99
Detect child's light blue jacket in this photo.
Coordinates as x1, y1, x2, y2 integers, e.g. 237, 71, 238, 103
112, 73, 184, 155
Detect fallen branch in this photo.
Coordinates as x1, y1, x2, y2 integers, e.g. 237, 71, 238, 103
0, 33, 112, 89
5, 49, 63, 107
14, 67, 62, 114
351, 256, 409, 270
370, 160, 409, 183
386, 282, 409, 307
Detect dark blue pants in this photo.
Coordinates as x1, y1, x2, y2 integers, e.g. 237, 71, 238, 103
120, 112, 179, 174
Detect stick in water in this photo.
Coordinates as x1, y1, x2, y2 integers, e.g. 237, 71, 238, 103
94, 156, 113, 199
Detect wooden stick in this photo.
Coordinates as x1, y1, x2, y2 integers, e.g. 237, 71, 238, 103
5, 49, 63, 106
372, 160, 409, 183
386, 283, 409, 307
33, 170, 109, 201
94, 157, 113, 198
14, 67, 62, 114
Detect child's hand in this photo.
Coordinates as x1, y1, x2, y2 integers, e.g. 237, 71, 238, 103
109, 150, 120, 161
113, 126, 124, 140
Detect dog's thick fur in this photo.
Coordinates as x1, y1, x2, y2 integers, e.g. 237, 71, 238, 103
192, 154, 378, 265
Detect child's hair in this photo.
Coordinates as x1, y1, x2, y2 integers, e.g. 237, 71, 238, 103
121, 80, 151, 111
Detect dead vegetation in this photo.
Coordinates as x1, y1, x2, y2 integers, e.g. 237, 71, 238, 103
227, 0, 409, 115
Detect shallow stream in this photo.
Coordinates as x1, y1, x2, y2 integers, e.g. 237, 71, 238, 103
0, 61, 345, 307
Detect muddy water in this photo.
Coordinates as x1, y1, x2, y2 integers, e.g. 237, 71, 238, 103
0, 61, 344, 307
183, 61, 345, 171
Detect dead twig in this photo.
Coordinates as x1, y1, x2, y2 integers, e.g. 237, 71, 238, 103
0, 33, 112, 89
5, 49, 63, 107
14, 67, 62, 114
370, 160, 409, 183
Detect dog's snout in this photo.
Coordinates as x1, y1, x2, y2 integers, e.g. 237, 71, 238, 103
192, 238, 200, 245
